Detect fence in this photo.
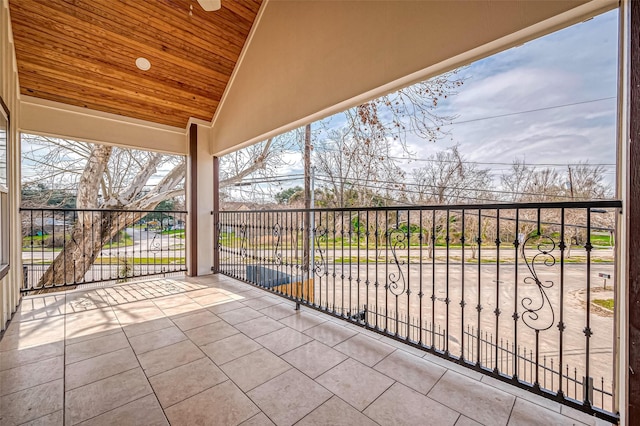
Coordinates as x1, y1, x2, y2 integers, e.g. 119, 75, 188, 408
216, 200, 621, 422
21, 208, 187, 291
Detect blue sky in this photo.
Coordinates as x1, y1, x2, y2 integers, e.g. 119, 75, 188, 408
427, 9, 618, 169
251, 8, 619, 201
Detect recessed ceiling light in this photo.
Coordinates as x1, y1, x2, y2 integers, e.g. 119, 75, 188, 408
197, 0, 221, 11
135, 57, 151, 71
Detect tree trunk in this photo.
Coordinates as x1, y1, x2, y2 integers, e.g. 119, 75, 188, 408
38, 211, 143, 288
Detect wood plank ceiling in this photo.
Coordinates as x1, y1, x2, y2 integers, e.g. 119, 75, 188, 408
8, 0, 262, 128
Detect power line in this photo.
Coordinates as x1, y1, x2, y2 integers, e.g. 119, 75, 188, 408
312, 143, 616, 167
233, 171, 611, 201
447, 96, 616, 126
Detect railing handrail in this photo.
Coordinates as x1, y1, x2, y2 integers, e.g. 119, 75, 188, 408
216, 199, 622, 214
20, 207, 188, 214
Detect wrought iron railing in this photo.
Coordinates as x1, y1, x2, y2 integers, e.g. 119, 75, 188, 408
215, 200, 621, 422
20, 208, 187, 291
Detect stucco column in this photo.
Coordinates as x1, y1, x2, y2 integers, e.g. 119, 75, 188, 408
186, 123, 215, 276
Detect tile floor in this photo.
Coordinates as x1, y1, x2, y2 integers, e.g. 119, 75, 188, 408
0, 275, 614, 426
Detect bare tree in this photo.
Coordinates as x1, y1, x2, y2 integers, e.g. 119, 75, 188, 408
22, 133, 290, 287
314, 128, 405, 208
411, 146, 492, 205
501, 160, 534, 202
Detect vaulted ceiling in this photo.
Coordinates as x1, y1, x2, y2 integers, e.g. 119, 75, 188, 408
9, 0, 262, 128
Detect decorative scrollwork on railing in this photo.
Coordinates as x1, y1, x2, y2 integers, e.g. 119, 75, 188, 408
239, 223, 248, 259
387, 228, 407, 296
272, 223, 282, 265
149, 234, 162, 253
520, 234, 556, 331
313, 225, 328, 277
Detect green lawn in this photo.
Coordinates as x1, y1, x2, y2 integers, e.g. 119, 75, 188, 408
159, 229, 185, 238
593, 299, 614, 310
102, 232, 134, 248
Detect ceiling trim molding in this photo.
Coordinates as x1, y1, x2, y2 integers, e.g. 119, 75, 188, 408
20, 96, 188, 155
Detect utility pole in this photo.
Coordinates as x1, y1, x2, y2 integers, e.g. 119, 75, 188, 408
568, 165, 574, 199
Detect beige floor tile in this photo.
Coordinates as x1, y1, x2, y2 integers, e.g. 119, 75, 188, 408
65, 328, 122, 347
334, 334, 396, 366
104, 288, 153, 305
65, 309, 121, 344
184, 321, 240, 346
0, 341, 63, 371
218, 307, 264, 325
235, 289, 270, 300
76, 394, 168, 426
66, 347, 138, 390
113, 306, 166, 326
235, 317, 284, 339
303, 321, 357, 346
423, 352, 484, 381
65, 331, 129, 365
316, 358, 394, 411
137, 340, 205, 377
248, 369, 332, 426
242, 296, 283, 311
560, 405, 610, 426
13, 295, 65, 322
379, 335, 430, 357
239, 413, 275, 426
128, 326, 186, 355
480, 375, 562, 413
374, 350, 446, 394
165, 380, 259, 426
201, 333, 262, 365
455, 416, 483, 426
220, 348, 291, 391
22, 410, 63, 426
316, 359, 394, 411
121, 317, 173, 338
66, 292, 110, 313
428, 370, 515, 426
508, 398, 585, 426
259, 303, 298, 320
191, 292, 234, 307
0, 379, 63, 425
152, 294, 194, 309
297, 396, 378, 426
150, 357, 228, 408
344, 324, 383, 340
281, 340, 348, 379
171, 309, 220, 331
113, 300, 157, 311
0, 356, 63, 396
65, 368, 152, 425
255, 327, 313, 356
186, 287, 223, 299
208, 300, 247, 314
0, 317, 65, 351
278, 312, 327, 331
364, 382, 459, 425
158, 302, 203, 317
